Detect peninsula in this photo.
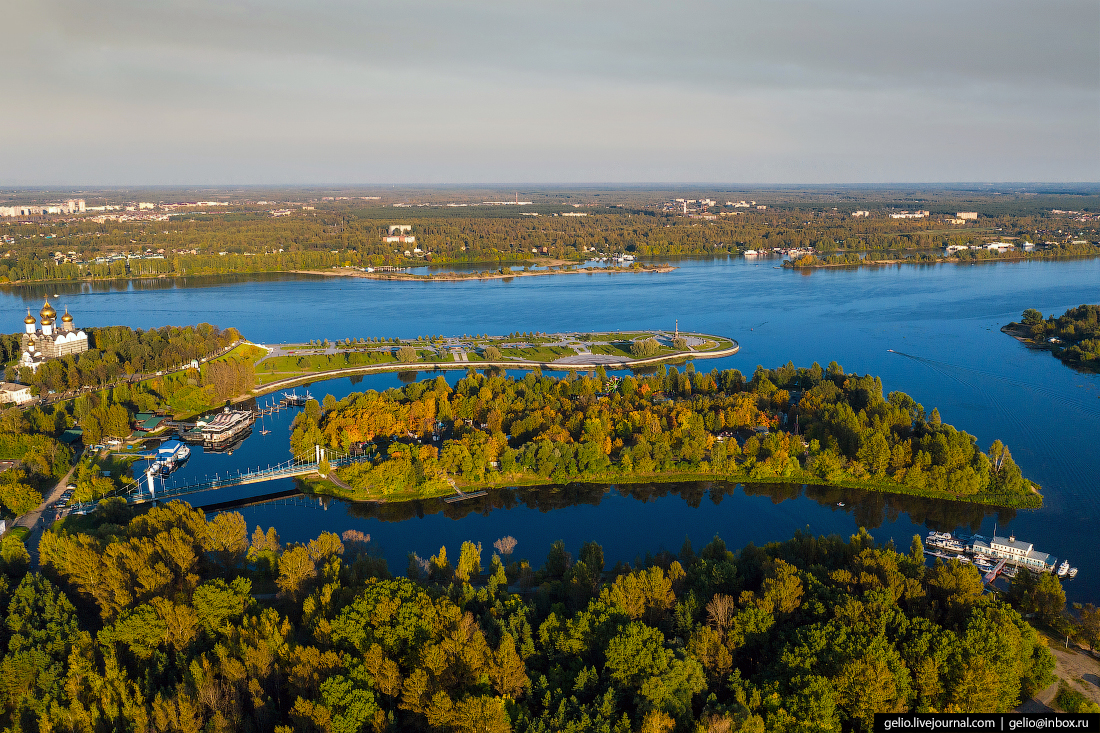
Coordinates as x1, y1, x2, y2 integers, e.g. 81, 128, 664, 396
297, 362, 1042, 509
1002, 305, 1100, 373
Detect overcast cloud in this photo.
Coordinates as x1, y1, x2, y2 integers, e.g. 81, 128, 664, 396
2, 0, 1097, 184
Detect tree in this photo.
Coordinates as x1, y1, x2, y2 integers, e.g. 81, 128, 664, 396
396, 345, 418, 363
1022, 308, 1043, 326
484, 346, 502, 361
630, 338, 660, 358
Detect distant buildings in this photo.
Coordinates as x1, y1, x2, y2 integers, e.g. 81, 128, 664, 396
852, 210, 870, 217
956, 212, 978, 220
383, 225, 415, 244
0, 199, 85, 217
20, 300, 88, 372
890, 211, 929, 219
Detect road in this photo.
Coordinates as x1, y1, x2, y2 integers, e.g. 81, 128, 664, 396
11, 456, 81, 567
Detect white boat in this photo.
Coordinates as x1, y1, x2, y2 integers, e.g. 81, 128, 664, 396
1057, 560, 1070, 577
190, 409, 255, 446
1067, 567, 1078, 578
743, 250, 760, 256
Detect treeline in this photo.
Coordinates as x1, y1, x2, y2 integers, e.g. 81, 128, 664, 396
1017, 305, 1100, 371
0, 405, 73, 517
786, 241, 1100, 269
3, 502, 1089, 730
294, 363, 1038, 506
10, 323, 241, 396
1, 206, 1096, 281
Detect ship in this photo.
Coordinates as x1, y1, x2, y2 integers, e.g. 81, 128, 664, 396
150, 439, 190, 475
184, 408, 256, 447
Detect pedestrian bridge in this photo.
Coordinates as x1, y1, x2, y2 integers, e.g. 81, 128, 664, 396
70, 445, 371, 514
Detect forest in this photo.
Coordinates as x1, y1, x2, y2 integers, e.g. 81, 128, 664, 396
0, 500, 1091, 732
1012, 305, 1100, 372
292, 362, 1040, 508
0, 195, 1097, 283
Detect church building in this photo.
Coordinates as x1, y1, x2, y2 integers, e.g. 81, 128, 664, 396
20, 299, 88, 371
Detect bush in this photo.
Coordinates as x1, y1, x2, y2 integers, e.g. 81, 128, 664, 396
1054, 682, 1100, 713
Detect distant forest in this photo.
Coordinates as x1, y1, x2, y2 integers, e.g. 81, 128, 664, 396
0, 188, 1097, 282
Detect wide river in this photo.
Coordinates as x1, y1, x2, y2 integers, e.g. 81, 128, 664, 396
6, 257, 1099, 598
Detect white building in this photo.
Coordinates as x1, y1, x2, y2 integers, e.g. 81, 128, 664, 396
969, 535, 1056, 572
852, 211, 870, 217
890, 210, 930, 219
956, 212, 978, 220
0, 382, 34, 405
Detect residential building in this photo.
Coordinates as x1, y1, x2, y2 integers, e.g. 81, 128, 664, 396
0, 383, 34, 405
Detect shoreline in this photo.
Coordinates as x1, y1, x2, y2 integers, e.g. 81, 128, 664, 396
782, 250, 1100, 270
0, 262, 675, 287
292, 264, 676, 281
247, 342, 740, 398
302, 468, 1043, 510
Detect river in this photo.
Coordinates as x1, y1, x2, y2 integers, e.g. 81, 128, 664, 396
5, 257, 1098, 598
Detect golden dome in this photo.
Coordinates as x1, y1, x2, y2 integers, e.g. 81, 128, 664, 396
24, 309, 36, 325
61, 308, 73, 323
41, 317, 53, 327
40, 299, 56, 320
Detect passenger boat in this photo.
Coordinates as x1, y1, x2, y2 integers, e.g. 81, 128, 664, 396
185, 408, 256, 446
152, 439, 190, 475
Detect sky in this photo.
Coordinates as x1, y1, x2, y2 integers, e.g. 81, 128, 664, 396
2, 0, 1098, 185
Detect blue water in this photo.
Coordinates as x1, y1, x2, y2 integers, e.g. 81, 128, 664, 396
7, 257, 1099, 597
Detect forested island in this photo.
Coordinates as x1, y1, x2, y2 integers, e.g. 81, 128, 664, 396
0, 502, 1090, 731
1003, 305, 1100, 372
294, 362, 1040, 509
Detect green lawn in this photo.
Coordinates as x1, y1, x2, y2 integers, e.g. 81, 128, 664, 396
501, 346, 577, 361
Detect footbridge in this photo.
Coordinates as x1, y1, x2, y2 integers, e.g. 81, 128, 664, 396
69, 445, 372, 514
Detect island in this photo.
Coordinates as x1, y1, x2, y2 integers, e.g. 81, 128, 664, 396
1002, 305, 1100, 372
296, 361, 1041, 509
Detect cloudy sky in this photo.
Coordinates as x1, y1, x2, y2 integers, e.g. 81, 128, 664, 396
2, 0, 1097, 184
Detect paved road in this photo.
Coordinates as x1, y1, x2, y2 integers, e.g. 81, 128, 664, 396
11, 456, 81, 568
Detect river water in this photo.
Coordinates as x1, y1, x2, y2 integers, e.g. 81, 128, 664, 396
5, 257, 1099, 598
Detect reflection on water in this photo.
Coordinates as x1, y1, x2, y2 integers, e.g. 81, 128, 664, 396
333, 479, 1011, 534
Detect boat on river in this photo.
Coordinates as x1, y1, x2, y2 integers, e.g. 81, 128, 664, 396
926, 530, 1075, 579
150, 439, 190, 475
184, 408, 256, 447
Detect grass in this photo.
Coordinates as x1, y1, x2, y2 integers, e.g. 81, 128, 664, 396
502, 346, 577, 361
211, 343, 267, 364
590, 343, 635, 358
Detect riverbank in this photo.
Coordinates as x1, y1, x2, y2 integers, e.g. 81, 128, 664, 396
303, 466, 1044, 510
782, 247, 1100, 270
292, 263, 676, 281
1002, 319, 1100, 374
247, 330, 739, 397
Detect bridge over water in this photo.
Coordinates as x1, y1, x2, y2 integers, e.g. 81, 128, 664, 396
70, 445, 372, 514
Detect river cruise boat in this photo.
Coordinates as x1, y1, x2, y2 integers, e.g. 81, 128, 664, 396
185, 408, 256, 447
150, 439, 190, 475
